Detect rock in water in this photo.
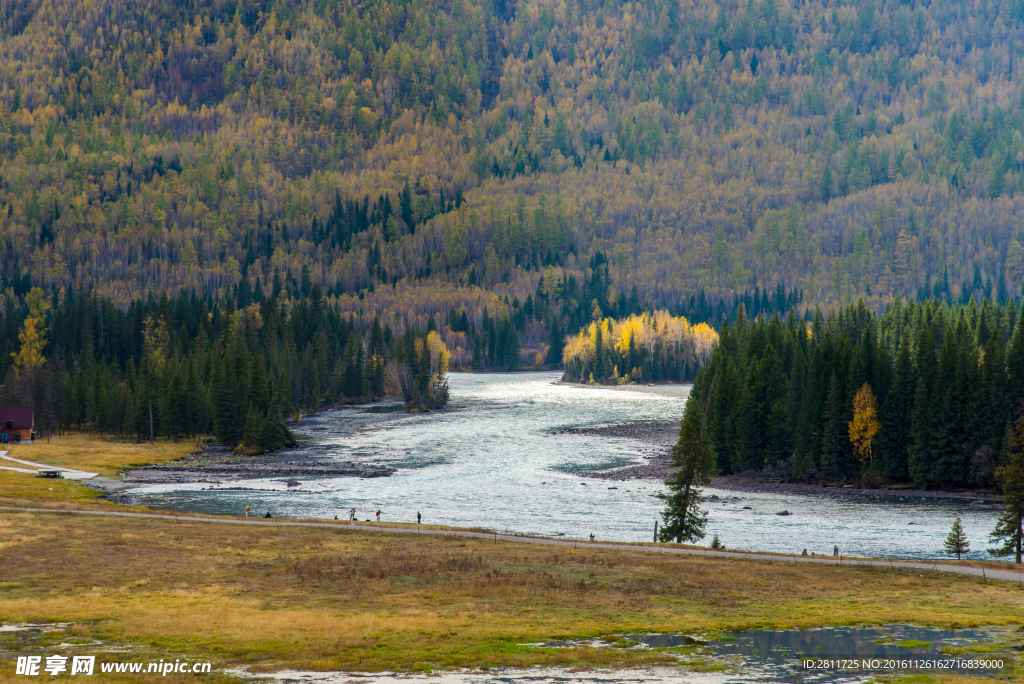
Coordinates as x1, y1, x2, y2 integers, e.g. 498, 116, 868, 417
776, 510, 791, 516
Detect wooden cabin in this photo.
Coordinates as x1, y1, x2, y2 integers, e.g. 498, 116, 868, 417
0, 406, 34, 443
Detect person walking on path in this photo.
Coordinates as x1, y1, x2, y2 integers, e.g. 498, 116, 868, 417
417, 511, 421, 524
349, 507, 356, 521
376, 510, 381, 522
245, 505, 250, 518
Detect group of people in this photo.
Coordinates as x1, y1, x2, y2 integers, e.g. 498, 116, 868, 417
244, 505, 436, 528
249, 504, 408, 523
244, 504, 607, 540
244, 505, 273, 518
329, 509, 422, 523
343, 508, 386, 521
243, 504, 611, 539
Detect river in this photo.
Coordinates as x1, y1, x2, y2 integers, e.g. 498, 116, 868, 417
121, 372, 1000, 560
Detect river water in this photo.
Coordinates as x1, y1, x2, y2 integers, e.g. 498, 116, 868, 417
124, 372, 1000, 560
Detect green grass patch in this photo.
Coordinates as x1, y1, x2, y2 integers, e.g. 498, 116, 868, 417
897, 640, 934, 649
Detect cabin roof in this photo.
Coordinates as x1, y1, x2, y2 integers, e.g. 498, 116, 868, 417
0, 406, 34, 429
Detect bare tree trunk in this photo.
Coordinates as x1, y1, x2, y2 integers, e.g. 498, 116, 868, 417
1017, 518, 1022, 565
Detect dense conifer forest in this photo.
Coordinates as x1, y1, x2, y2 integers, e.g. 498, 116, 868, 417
687, 296, 1024, 488
2, 0, 1024, 348
0, 285, 457, 447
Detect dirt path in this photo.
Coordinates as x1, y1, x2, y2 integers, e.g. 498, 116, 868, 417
2, 504, 1020, 584
0, 451, 98, 479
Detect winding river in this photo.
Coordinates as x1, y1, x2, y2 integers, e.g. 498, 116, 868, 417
121, 372, 1000, 560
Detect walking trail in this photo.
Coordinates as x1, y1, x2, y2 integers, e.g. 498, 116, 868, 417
0, 450, 97, 479
1, 504, 1019, 583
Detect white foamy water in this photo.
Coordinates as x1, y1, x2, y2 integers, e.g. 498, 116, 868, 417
123, 372, 999, 560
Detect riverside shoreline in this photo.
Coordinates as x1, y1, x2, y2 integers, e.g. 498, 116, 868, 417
712, 477, 1003, 502
86, 443, 394, 497
577, 420, 1002, 501
2, 503, 1021, 581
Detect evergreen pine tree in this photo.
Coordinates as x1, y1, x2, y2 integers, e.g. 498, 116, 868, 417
210, 345, 238, 446
472, 331, 482, 370
257, 394, 296, 452
878, 331, 915, 481
164, 365, 187, 441
931, 322, 972, 487
547, 317, 563, 366
820, 369, 843, 481
659, 390, 715, 543
355, 339, 367, 397
908, 319, 936, 487
1007, 307, 1024, 409
248, 353, 270, 416
710, 355, 742, 474
369, 316, 385, 358
990, 409, 1024, 564
761, 345, 789, 465
343, 331, 361, 397
239, 404, 259, 454
138, 352, 156, 442
310, 367, 321, 412
789, 347, 816, 480
978, 330, 1008, 451
944, 516, 970, 560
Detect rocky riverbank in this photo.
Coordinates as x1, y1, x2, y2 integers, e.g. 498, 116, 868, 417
556, 420, 680, 443
571, 421, 1002, 502
557, 421, 677, 481
712, 477, 1002, 502
589, 454, 675, 481
97, 443, 394, 491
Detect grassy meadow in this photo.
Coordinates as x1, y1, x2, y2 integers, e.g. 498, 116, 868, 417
0, 436, 1023, 681
0, 433, 194, 505
2, 507, 1024, 677
3, 432, 195, 477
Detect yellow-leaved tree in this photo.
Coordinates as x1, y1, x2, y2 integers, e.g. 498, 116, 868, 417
12, 287, 51, 380
848, 383, 880, 465
141, 315, 171, 442
425, 330, 450, 383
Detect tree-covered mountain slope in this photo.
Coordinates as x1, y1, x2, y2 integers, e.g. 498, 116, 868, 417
2, 0, 1024, 325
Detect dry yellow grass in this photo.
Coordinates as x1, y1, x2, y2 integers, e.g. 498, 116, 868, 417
4, 433, 193, 477
0, 433, 194, 503
1, 509, 1023, 675
1, 439, 1022, 679
0, 471, 107, 504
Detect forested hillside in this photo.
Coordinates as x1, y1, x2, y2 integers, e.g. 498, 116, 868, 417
2, 0, 1024, 335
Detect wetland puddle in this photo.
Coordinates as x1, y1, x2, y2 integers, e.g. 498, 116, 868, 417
3, 623, 1014, 683
238, 625, 1019, 684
